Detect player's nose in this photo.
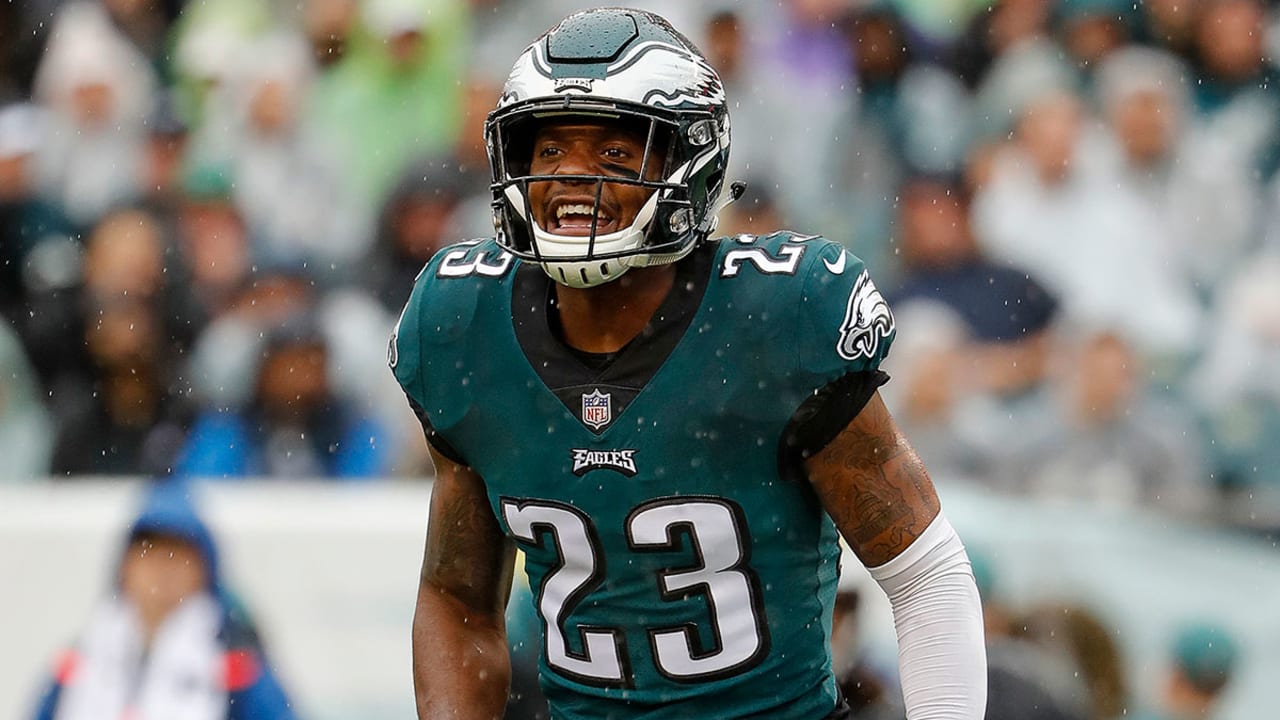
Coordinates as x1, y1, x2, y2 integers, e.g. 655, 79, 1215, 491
552, 143, 597, 180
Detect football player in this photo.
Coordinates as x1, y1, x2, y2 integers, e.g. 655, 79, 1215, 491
391, 8, 986, 719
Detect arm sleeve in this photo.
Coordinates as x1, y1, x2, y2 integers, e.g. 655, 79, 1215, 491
867, 513, 987, 719
384, 243, 481, 468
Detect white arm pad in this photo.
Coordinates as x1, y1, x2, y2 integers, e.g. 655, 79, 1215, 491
867, 513, 987, 719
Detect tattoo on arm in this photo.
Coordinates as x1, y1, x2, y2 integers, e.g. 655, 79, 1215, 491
805, 392, 940, 567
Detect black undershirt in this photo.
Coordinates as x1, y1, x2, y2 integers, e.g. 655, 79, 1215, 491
513, 249, 711, 434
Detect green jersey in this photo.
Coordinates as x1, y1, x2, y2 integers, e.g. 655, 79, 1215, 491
392, 231, 896, 719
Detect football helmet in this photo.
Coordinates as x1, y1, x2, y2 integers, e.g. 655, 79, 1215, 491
485, 7, 732, 288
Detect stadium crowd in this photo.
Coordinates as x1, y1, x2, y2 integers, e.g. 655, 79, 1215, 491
2, 0, 1273, 718
5, 0, 1280, 526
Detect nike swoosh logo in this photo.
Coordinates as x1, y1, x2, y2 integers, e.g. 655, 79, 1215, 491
823, 250, 847, 275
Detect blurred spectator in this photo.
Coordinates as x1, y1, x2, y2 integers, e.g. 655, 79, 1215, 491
1006, 328, 1214, 518
138, 91, 193, 214
1017, 602, 1130, 720
1188, 0, 1280, 182
50, 297, 190, 477
187, 261, 319, 416
718, 180, 786, 239
302, 0, 360, 69
972, 549, 1087, 720
367, 161, 465, 313
434, 73, 504, 238
755, 0, 857, 228
830, 582, 904, 720
167, 0, 274, 130
168, 165, 255, 345
74, 204, 181, 336
1187, 246, 1280, 529
701, 8, 743, 84
30, 479, 297, 719
825, 5, 972, 267
888, 175, 1057, 393
1090, 46, 1263, 301
98, 0, 184, 81
877, 301, 997, 482
81, 208, 169, 305
308, 0, 469, 231
879, 176, 1058, 483
972, 89, 1203, 363
192, 30, 364, 271
701, 8, 779, 187
32, 1, 156, 226
1135, 0, 1202, 58
958, 0, 1077, 141
0, 2, 46, 103
177, 311, 393, 480
1134, 621, 1239, 720
1053, 0, 1135, 86
843, 3, 972, 173
0, 318, 54, 482
0, 102, 77, 331
27, 206, 191, 477
182, 257, 414, 476
381, 71, 502, 254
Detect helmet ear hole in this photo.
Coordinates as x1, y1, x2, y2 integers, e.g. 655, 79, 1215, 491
698, 167, 725, 227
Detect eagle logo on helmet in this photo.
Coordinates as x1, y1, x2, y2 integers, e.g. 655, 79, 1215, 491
500, 38, 725, 110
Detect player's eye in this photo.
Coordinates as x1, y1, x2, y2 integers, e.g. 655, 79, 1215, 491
536, 144, 563, 159
602, 145, 632, 161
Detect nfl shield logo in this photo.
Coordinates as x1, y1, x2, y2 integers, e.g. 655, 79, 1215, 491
581, 389, 611, 430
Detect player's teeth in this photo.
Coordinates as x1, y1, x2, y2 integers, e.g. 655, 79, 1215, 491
557, 204, 593, 219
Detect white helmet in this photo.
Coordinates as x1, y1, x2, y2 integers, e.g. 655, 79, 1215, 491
485, 7, 732, 288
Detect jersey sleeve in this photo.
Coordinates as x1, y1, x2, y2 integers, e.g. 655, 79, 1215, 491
388, 266, 432, 416
388, 240, 508, 468
796, 239, 897, 380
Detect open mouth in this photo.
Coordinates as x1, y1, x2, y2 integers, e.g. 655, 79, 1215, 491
550, 202, 618, 236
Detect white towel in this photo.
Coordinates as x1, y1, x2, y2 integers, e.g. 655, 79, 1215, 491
55, 592, 228, 720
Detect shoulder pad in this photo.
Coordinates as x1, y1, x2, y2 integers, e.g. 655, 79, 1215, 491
390, 239, 512, 407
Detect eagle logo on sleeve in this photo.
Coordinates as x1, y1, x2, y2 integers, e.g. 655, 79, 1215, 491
837, 270, 895, 361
